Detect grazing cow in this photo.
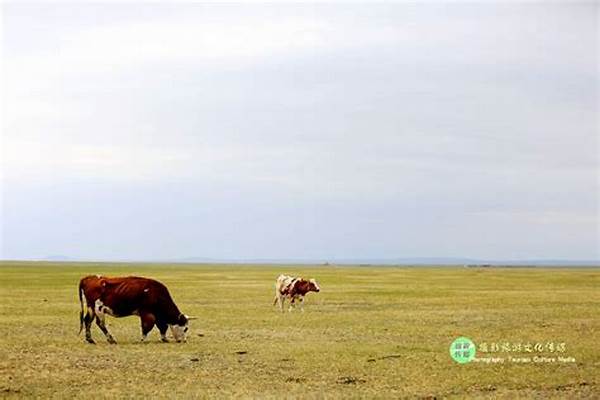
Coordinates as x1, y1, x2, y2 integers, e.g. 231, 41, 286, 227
78, 275, 194, 344
273, 274, 320, 312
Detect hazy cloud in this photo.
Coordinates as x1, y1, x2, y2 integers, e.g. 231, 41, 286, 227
1, 2, 598, 260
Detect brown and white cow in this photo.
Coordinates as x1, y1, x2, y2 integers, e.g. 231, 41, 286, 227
78, 275, 194, 344
273, 274, 320, 312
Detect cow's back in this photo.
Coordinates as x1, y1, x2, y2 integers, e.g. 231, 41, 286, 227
79, 275, 105, 303
80, 276, 174, 318
276, 274, 296, 294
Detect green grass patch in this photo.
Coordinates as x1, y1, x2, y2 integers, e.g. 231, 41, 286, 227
0, 262, 598, 398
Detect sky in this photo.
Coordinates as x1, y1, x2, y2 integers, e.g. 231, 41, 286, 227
1, 2, 598, 261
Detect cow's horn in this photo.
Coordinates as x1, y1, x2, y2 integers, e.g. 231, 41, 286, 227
186, 315, 198, 320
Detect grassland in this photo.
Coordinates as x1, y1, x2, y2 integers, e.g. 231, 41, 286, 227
0, 262, 598, 399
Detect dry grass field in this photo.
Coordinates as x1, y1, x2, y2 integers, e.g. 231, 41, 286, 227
0, 262, 598, 398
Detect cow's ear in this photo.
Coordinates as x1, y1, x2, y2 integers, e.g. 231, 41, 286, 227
178, 314, 188, 325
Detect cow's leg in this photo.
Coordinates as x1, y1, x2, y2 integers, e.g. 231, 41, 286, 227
157, 320, 169, 343
95, 317, 117, 344
279, 295, 286, 312
299, 296, 305, 312
140, 313, 156, 342
273, 293, 281, 307
274, 292, 284, 311
274, 285, 283, 309
84, 307, 96, 344
288, 296, 296, 312
94, 300, 117, 344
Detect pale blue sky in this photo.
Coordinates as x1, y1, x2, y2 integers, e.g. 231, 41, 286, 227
1, 2, 598, 261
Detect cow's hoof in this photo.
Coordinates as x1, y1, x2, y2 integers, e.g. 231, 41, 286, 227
107, 338, 117, 344
161, 338, 169, 343
86, 340, 96, 344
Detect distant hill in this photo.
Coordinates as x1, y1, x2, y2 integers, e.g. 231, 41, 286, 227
43, 255, 75, 261
325, 258, 600, 266
6, 256, 597, 267
164, 257, 600, 267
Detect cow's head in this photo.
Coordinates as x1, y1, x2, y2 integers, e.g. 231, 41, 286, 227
170, 314, 190, 342
294, 278, 321, 294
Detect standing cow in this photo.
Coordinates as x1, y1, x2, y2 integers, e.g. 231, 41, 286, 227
78, 275, 194, 344
273, 274, 320, 312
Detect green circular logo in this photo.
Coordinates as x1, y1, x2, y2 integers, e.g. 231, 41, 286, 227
450, 337, 476, 364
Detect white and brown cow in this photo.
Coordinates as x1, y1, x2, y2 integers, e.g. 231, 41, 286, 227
78, 275, 195, 344
273, 274, 320, 312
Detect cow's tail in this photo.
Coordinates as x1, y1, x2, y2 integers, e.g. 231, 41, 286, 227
78, 281, 85, 335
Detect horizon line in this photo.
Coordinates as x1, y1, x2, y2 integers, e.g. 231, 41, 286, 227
1, 257, 599, 267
